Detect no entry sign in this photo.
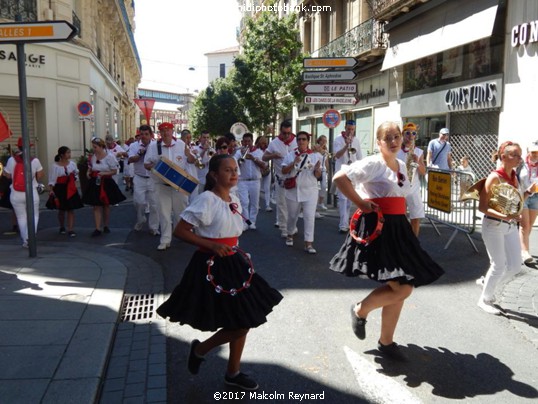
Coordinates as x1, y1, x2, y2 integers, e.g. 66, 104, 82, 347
322, 109, 341, 129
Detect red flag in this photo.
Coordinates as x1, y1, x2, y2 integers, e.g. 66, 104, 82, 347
0, 111, 12, 142
133, 98, 156, 121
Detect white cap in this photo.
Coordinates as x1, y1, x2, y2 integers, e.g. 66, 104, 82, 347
439, 128, 449, 135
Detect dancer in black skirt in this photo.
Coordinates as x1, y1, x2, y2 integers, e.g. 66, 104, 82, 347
157, 154, 282, 391
82, 137, 126, 236
48, 146, 84, 236
330, 121, 444, 360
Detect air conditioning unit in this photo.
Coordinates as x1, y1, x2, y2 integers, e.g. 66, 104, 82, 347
43, 8, 54, 20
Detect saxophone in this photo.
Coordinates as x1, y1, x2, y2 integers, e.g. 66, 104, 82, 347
406, 137, 418, 183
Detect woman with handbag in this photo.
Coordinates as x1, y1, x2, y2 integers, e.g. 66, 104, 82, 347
48, 146, 84, 236
330, 122, 444, 360
156, 154, 282, 391
281, 131, 322, 253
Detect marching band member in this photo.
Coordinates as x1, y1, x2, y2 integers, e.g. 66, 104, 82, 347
144, 122, 195, 251
262, 121, 297, 237
313, 135, 329, 212
255, 136, 272, 212
333, 119, 363, 233
234, 133, 267, 230
156, 154, 283, 391
194, 130, 213, 190
48, 146, 83, 237
281, 132, 322, 253
128, 125, 159, 235
3, 137, 44, 247
396, 122, 426, 237
105, 134, 129, 185
83, 137, 126, 237
330, 122, 443, 360
180, 129, 200, 200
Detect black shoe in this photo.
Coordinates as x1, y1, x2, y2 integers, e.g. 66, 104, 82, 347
103, 226, 111, 234
224, 372, 259, 391
187, 339, 204, 375
68, 231, 76, 237
377, 341, 408, 362
91, 229, 102, 237
59, 227, 66, 234
350, 304, 367, 340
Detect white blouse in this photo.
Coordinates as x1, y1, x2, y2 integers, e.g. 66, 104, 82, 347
181, 191, 244, 238
342, 155, 411, 199
282, 151, 321, 202
48, 161, 78, 185
90, 154, 119, 173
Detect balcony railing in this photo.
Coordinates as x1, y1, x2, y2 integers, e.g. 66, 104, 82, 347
117, 0, 142, 72
315, 19, 387, 59
0, 0, 37, 21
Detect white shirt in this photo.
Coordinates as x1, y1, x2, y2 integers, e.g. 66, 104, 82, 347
333, 134, 363, 173
266, 136, 297, 177
181, 191, 244, 238
4, 156, 43, 191
396, 147, 423, 192
144, 139, 189, 185
282, 150, 321, 202
342, 155, 411, 199
90, 154, 119, 173
48, 161, 78, 185
234, 147, 264, 180
194, 144, 211, 183
129, 140, 154, 177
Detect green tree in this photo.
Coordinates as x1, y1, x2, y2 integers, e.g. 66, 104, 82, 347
233, 10, 304, 135
190, 77, 248, 136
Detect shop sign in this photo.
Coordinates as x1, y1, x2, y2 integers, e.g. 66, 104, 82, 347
511, 21, 538, 47
445, 82, 496, 109
0, 48, 46, 67
355, 73, 389, 107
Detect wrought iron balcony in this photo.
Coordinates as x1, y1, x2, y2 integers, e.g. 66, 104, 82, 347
315, 19, 387, 60
369, 0, 430, 21
117, 0, 142, 73
0, 0, 37, 21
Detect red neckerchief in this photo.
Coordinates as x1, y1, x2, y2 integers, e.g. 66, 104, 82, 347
495, 167, 517, 187
526, 155, 538, 177
249, 146, 257, 152
278, 133, 295, 146
107, 143, 118, 151
294, 148, 313, 155
401, 144, 410, 153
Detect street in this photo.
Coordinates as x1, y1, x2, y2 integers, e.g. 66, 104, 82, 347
3, 195, 537, 403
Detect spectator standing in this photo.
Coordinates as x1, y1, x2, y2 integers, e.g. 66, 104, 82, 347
426, 128, 452, 170
519, 140, 538, 264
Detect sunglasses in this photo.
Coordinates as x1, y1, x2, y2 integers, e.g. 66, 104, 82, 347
397, 171, 405, 187
218, 145, 228, 150
404, 131, 417, 136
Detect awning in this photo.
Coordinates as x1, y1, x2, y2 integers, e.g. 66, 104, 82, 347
381, 0, 499, 71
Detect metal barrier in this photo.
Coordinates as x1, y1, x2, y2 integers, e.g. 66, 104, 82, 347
421, 168, 480, 252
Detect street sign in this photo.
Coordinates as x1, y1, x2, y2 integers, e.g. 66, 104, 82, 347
304, 96, 358, 105
77, 101, 93, 116
0, 21, 77, 43
303, 57, 358, 69
303, 83, 357, 95
322, 109, 341, 129
302, 70, 357, 82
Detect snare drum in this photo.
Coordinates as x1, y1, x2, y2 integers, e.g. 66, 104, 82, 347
152, 157, 199, 195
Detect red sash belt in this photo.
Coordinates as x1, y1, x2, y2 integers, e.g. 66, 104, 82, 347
370, 197, 406, 214
56, 173, 78, 199
198, 237, 238, 256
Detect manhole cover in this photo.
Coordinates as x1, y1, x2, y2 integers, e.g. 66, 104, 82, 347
120, 293, 155, 322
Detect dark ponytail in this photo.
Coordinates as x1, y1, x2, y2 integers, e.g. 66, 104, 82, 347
55, 146, 70, 162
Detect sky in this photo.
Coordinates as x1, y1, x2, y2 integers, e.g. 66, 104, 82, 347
133, 0, 242, 94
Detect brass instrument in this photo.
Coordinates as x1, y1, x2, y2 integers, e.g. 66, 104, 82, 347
208, 148, 215, 157
238, 147, 249, 165
189, 146, 205, 169
349, 147, 357, 154
405, 138, 418, 183
460, 179, 523, 216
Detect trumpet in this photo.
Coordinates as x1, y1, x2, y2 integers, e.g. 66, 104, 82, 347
349, 147, 357, 154
238, 147, 249, 165
208, 148, 215, 157
194, 154, 205, 169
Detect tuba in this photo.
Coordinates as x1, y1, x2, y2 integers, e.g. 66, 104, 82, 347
230, 122, 248, 140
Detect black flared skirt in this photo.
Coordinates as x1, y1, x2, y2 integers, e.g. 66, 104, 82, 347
329, 214, 444, 287
82, 177, 126, 206
157, 251, 283, 331
52, 183, 84, 210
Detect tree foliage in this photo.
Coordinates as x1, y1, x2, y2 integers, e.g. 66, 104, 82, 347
233, 10, 304, 135
190, 77, 248, 136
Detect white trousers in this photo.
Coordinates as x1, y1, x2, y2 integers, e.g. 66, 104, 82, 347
260, 174, 271, 209
286, 192, 318, 243
155, 183, 188, 244
480, 218, 522, 302
337, 190, 352, 229
133, 175, 159, 231
10, 189, 39, 244
275, 179, 288, 229
238, 179, 260, 225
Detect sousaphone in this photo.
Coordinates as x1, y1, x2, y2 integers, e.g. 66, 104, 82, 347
230, 122, 249, 140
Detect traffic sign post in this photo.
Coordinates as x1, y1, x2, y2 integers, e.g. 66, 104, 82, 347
303, 57, 358, 69
77, 101, 93, 153
304, 96, 358, 105
302, 70, 357, 82
303, 83, 357, 95
322, 109, 341, 129
9, 18, 78, 257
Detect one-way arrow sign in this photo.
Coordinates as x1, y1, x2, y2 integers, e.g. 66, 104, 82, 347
303, 83, 357, 95
303, 57, 358, 69
0, 20, 77, 43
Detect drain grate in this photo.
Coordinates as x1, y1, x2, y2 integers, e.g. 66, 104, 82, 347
120, 293, 155, 322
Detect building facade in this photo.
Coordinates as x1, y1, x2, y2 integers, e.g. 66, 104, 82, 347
205, 46, 239, 84
0, 0, 141, 176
